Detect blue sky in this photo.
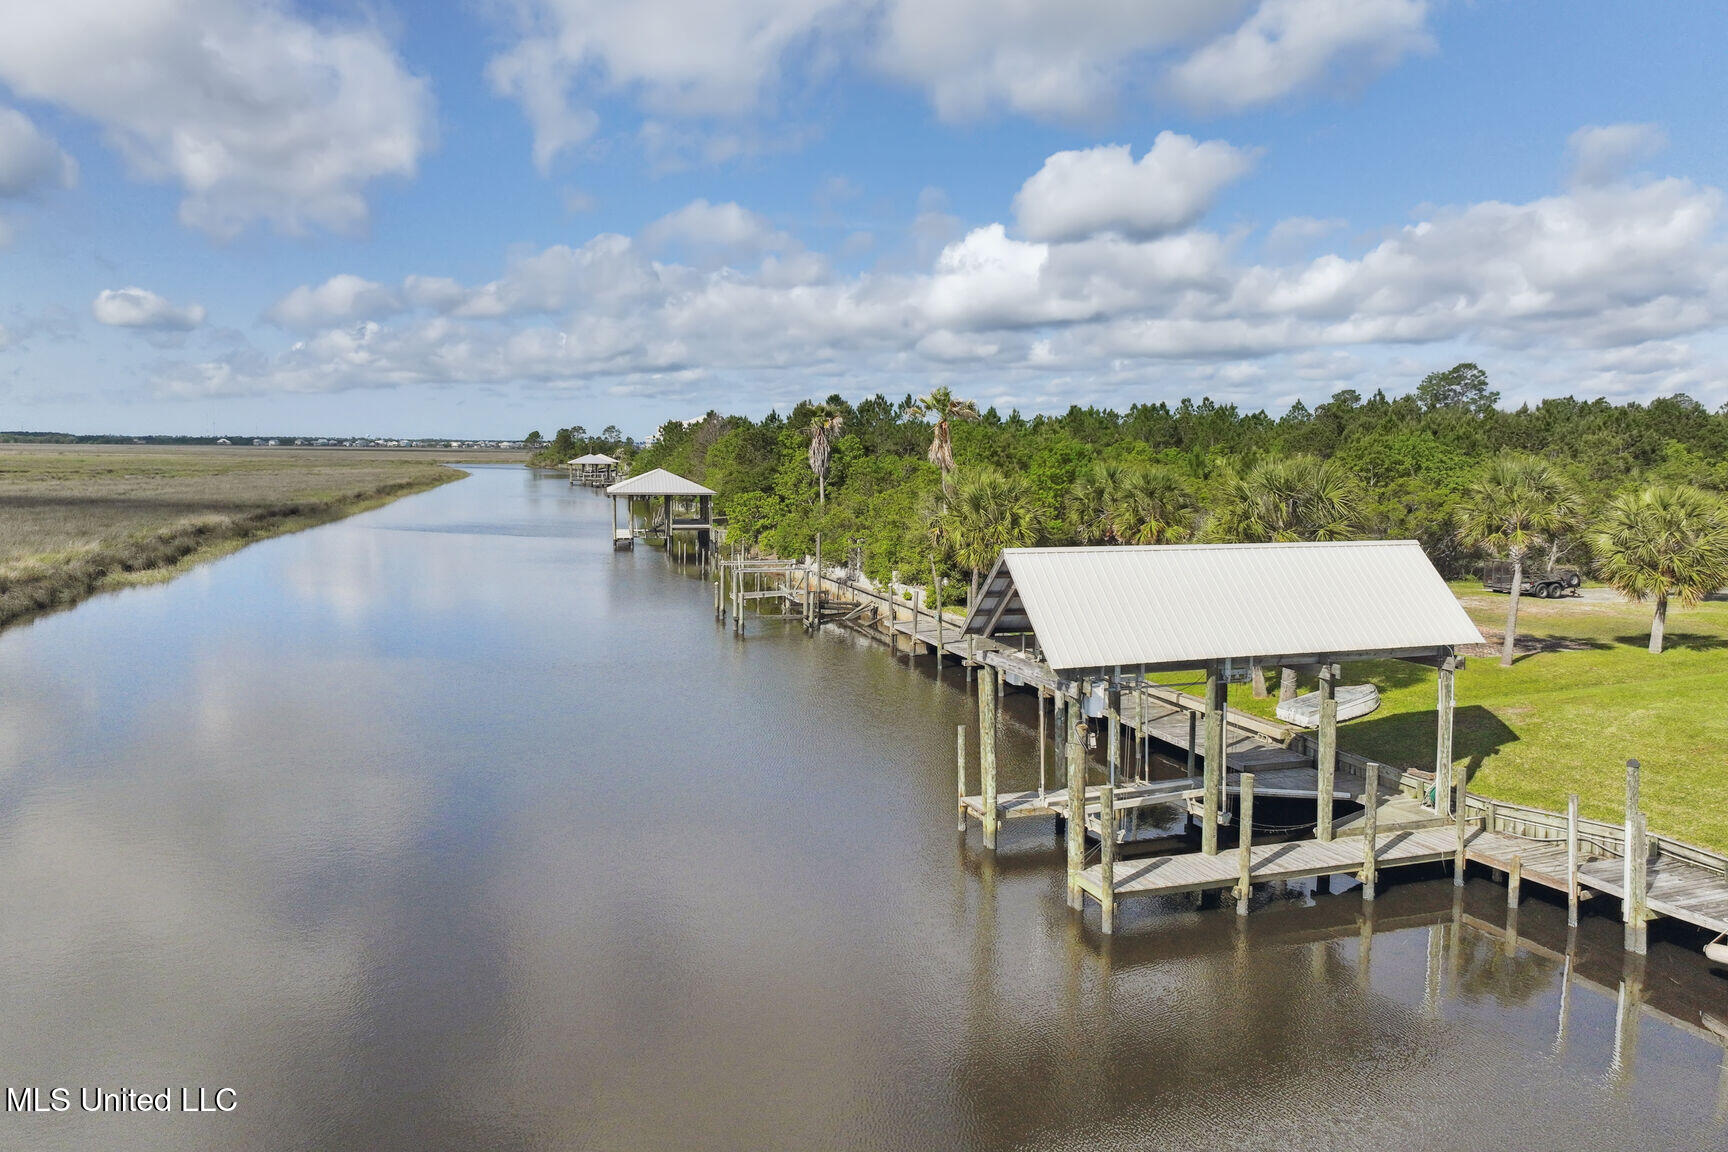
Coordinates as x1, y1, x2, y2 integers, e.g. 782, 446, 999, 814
0, 0, 1723, 438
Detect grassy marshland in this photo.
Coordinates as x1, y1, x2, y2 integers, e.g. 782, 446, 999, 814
1228, 585, 1728, 851
0, 445, 479, 630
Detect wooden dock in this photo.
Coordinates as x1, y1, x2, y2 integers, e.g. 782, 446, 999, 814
713, 561, 1728, 953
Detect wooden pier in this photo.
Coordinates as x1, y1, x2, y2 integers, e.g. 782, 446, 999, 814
700, 543, 1728, 955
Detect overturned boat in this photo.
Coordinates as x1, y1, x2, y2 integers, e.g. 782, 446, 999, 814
1276, 683, 1381, 728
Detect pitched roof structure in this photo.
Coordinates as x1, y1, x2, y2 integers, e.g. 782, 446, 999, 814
961, 540, 1482, 673
569, 453, 620, 465
606, 468, 715, 498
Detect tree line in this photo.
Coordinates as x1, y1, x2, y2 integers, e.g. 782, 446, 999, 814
576, 364, 1728, 659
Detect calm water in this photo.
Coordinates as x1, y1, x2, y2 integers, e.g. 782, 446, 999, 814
2, 466, 1725, 1151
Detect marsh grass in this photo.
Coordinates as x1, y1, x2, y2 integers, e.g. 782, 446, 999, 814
1226, 584, 1728, 850
0, 445, 463, 630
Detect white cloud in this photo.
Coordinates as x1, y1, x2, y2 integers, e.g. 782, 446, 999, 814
486, 0, 850, 170
266, 275, 403, 331
0, 1, 432, 237
0, 107, 76, 197
92, 287, 205, 330
1013, 135, 1256, 243
1568, 123, 1668, 188
150, 135, 1728, 413
642, 199, 791, 255
485, 0, 1434, 168
1168, 0, 1432, 112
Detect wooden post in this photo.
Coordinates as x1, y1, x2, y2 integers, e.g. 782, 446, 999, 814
811, 533, 822, 627
1624, 759, 1646, 954
1100, 783, 1117, 934
1361, 772, 1379, 902
1186, 710, 1197, 780
1106, 686, 1120, 787
957, 725, 967, 832
1317, 663, 1337, 842
1038, 690, 1047, 799
1508, 853, 1523, 907
910, 583, 920, 659
1236, 773, 1255, 916
1435, 656, 1456, 814
1203, 668, 1225, 856
1066, 700, 1088, 910
1627, 811, 1649, 955
980, 666, 999, 850
1566, 792, 1581, 927
1453, 770, 1468, 886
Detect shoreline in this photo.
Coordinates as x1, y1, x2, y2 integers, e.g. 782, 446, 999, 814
0, 467, 463, 634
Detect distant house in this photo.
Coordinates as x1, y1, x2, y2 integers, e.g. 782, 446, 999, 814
216, 438, 231, 445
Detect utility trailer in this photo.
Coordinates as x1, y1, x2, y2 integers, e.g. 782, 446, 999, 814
1481, 561, 1581, 598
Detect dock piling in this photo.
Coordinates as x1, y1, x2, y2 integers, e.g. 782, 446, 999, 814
1361, 774, 1379, 902
1066, 701, 1088, 910
979, 666, 999, 850
1625, 759, 1647, 954
1566, 792, 1580, 927
1508, 853, 1522, 907
1202, 668, 1224, 856
1100, 783, 1117, 933
1435, 657, 1456, 814
1316, 664, 1337, 842
1236, 772, 1255, 916
956, 725, 967, 833
1453, 774, 1468, 886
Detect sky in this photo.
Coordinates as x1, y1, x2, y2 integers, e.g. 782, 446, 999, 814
0, 1, 1723, 439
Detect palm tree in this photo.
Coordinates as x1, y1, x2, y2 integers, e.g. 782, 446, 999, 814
1207, 455, 1365, 697
934, 466, 1043, 604
1457, 455, 1581, 667
1111, 464, 1197, 545
806, 406, 843, 507
911, 387, 979, 493
1067, 460, 1134, 543
1594, 485, 1728, 654
1067, 461, 1197, 546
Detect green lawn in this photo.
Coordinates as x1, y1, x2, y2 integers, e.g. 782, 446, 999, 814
1225, 584, 1728, 852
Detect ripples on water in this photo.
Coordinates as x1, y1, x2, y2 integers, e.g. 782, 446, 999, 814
0, 466, 1723, 1151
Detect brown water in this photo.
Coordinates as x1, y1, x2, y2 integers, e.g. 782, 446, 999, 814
1, 466, 1725, 1151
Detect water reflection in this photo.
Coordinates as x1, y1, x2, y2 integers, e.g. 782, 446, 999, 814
0, 466, 1722, 1151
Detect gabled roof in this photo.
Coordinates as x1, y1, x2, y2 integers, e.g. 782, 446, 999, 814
606, 468, 715, 497
569, 453, 620, 465
962, 540, 1482, 673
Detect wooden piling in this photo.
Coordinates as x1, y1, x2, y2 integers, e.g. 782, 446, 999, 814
1566, 792, 1581, 927
1186, 710, 1197, 780
931, 562, 942, 658
1317, 664, 1337, 842
1627, 812, 1649, 955
1037, 689, 1048, 799
1435, 657, 1456, 814
1100, 783, 1117, 934
1508, 853, 1522, 907
1236, 772, 1255, 916
956, 724, 967, 833
1202, 668, 1225, 856
1066, 705, 1088, 910
979, 665, 999, 850
1453, 772, 1468, 887
1106, 687, 1120, 787
1361, 773, 1379, 902
1624, 759, 1646, 954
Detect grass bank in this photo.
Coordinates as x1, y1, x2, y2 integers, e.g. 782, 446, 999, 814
1226, 584, 1728, 852
0, 445, 485, 631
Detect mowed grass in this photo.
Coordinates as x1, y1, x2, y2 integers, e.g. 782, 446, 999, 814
0, 444, 485, 629
1227, 584, 1728, 851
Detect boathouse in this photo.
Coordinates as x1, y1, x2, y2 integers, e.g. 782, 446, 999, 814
568, 453, 621, 486
606, 469, 716, 554
960, 540, 1485, 929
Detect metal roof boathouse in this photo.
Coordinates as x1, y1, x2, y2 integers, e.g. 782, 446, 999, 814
959, 540, 1485, 933
606, 468, 717, 557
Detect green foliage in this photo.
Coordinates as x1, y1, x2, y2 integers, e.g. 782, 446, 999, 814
1594, 485, 1728, 652
546, 365, 1728, 602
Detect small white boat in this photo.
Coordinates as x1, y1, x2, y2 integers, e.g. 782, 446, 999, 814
1705, 935, 1728, 965
1276, 683, 1381, 728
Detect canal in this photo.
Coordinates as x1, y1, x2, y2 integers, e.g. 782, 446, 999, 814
0, 465, 1722, 1150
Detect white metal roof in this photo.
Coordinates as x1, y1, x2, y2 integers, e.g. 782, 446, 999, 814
606, 468, 715, 497
569, 453, 619, 465
964, 540, 1483, 672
